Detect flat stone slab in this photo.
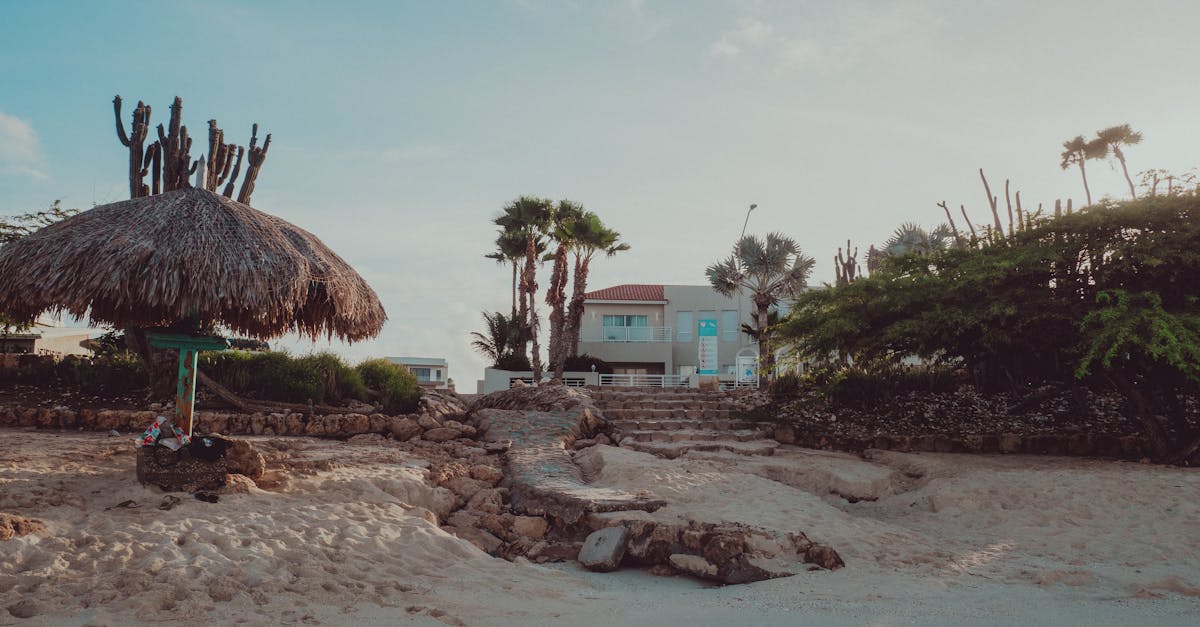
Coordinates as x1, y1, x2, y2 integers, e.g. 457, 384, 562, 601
475, 407, 666, 523
578, 526, 629, 571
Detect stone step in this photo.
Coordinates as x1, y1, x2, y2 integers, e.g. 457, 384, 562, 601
602, 408, 739, 421
596, 400, 743, 412
609, 418, 768, 432
619, 438, 779, 459
622, 428, 770, 443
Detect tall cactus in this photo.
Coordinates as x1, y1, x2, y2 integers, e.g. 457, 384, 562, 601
237, 123, 272, 205
113, 97, 152, 199
113, 95, 269, 203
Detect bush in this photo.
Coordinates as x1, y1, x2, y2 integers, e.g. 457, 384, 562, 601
0, 351, 147, 395
562, 353, 614, 374
822, 364, 958, 407
198, 351, 368, 405
770, 372, 803, 400
356, 359, 421, 414
494, 352, 532, 372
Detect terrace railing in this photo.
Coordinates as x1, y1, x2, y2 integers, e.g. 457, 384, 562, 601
581, 326, 673, 343
599, 374, 689, 388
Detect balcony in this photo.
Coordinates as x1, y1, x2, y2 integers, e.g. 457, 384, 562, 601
581, 326, 673, 343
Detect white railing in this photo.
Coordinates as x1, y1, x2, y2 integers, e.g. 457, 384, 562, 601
720, 379, 760, 390
599, 374, 690, 388
508, 377, 588, 388
582, 326, 673, 343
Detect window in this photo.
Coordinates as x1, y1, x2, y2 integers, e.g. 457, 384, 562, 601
434, 369, 442, 381
411, 367, 432, 382
603, 315, 649, 341
602, 315, 648, 327
720, 310, 738, 342
676, 311, 693, 342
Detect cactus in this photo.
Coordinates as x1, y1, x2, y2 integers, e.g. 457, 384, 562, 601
113, 96, 152, 198
834, 240, 860, 285
237, 124, 272, 205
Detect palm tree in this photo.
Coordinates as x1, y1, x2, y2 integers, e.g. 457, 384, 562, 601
564, 212, 629, 358
741, 310, 782, 343
882, 223, 956, 258
469, 310, 521, 365
707, 232, 814, 381
545, 200, 585, 381
1059, 135, 1106, 206
494, 196, 554, 382
1095, 124, 1143, 199
485, 230, 527, 318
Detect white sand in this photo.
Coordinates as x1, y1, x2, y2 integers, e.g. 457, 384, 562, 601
2, 428, 1198, 626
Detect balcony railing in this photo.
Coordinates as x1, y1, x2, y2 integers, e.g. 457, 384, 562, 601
581, 326, 673, 343
599, 374, 689, 388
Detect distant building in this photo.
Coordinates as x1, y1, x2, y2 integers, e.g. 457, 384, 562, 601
387, 356, 449, 389
0, 315, 103, 357
576, 284, 763, 385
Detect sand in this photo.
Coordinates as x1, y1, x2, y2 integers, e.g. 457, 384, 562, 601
2, 427, 1198, 626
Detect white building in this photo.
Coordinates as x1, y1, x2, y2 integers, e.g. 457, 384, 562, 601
576, 284, 763, 385
387, 356, 449, 389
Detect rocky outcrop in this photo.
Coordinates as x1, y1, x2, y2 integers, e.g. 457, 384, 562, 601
0, 513, 46, 541
772, 426, 1150, 460
580, 514, 843, 585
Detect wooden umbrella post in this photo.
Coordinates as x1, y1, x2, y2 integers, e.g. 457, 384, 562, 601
147, 333, 229, 436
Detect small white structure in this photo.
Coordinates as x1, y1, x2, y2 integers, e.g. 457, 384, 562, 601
387, 356, 449, 389
0, 315, 103, 357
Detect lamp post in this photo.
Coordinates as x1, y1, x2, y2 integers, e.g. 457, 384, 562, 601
737, 204, 756, 383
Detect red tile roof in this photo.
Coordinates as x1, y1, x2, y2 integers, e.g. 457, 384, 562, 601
583, 284, 666, 301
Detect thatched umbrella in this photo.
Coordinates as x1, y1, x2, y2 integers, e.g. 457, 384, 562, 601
0, 185, 386, 438
0, 186, 386, 341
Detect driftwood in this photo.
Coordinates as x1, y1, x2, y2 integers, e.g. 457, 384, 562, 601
197, 370, 367, 416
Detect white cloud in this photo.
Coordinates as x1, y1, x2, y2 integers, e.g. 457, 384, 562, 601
707, 2, 945, 73
0, 111, 48, 180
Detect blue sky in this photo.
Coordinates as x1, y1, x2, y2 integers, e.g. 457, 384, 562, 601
3, 0, 1199, 386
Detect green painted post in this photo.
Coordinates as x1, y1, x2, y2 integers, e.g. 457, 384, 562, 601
176, 348, 199, 436
148, 333, 230, 439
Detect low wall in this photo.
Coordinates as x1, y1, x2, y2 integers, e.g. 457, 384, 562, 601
772, 424, 1150, 459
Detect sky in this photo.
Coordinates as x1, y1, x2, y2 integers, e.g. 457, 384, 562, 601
2, 0, 1198, 387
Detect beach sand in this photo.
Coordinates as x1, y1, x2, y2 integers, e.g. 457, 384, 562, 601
2, 428, 1197, 626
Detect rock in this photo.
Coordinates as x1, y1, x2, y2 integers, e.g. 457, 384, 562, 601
578, 526, 628, 572
6, 599, 41, 619
703, 534, 745, 565
528, 541, 581, 563
446, 525, 503, 554
594, 433, 612, 446
418, 414, 442, 430
466, 488, 505, 514
423, 427, 464, 442
224, 439, 266, 479
479, 513, 512, 537
221, 474, 258, 494
447, 510, 482, 528
647, 563, 678, 577
0, 513, 46, 541
512, 515, 549, 539
469, 464, 503, 484
717, 555, 792, 584
346, 433, 385, 445
443, 476, 487, 501
669, 554, 717, 578
805, 545, 845, 570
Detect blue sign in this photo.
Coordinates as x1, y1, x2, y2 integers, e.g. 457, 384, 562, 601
698, 319, 718, 375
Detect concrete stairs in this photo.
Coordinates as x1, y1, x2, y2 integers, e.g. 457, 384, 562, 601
589, 387, 778, 459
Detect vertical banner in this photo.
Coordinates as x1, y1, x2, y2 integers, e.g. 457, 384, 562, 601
698, 319, 718, 375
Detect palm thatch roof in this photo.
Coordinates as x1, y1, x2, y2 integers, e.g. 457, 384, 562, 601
0, 187, 386, 342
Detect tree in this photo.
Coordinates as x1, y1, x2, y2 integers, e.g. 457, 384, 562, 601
1060, 135, 1107, 206
545, 200, 585, 381
485, 230, 527, 319
1095, 124, 1143, 200
494, 196, 554, 382
1, 202, 80, 338
707, 232, 814, 381
469, 310, 523, 365
563, 212, 629, 358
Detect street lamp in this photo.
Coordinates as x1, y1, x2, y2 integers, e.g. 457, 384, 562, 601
736, 203, 756, 383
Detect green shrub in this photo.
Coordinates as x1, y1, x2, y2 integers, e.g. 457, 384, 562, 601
494, 352, 531, 372
769, 372, 803, 400
199, 351, 325, 404
823, 364, 957, 407
296, 352, 367, 403
356, 359, 421, 414
562, 353, 614, 374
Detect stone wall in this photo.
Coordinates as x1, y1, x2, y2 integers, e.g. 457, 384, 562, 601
0, 390, 469, 440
